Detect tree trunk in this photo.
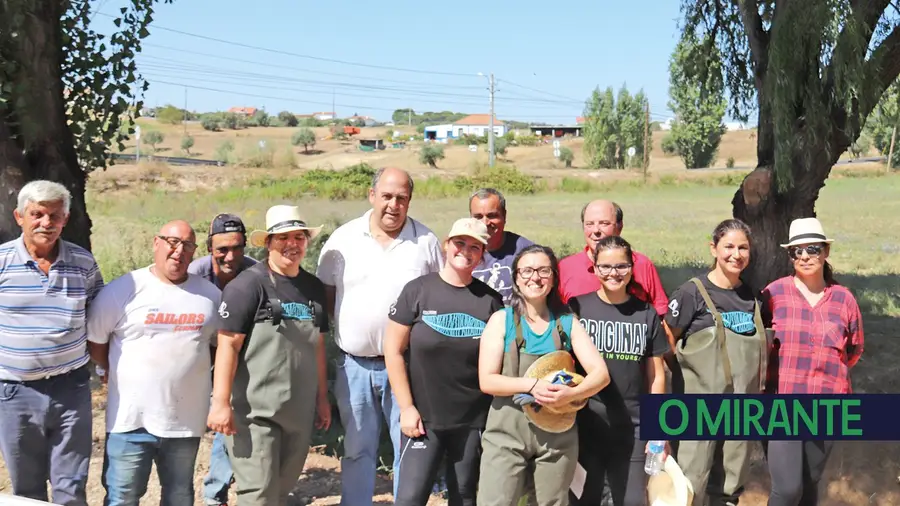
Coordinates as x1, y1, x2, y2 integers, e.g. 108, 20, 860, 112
0, 1, 93, 251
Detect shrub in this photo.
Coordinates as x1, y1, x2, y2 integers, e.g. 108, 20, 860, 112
180, 135, 194, 155
726, 156, 735, 168
278, 111, 299, 127
142, 130, 164, 152
419, 144, 445, 168
201, 117, 220, 131
661, 135, 677, 155
558, 147, 574, 167
213, 140, 235, 163
291, 128, 317, 153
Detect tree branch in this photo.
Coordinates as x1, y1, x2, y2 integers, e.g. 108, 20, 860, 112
734, 0, 770, 76
862, 21, 900, 119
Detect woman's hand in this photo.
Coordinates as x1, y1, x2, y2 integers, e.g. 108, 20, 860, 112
315, 394, 332, 431
400, 405, 425, 438
532, 381, 576, 409
207, 398, 236, 436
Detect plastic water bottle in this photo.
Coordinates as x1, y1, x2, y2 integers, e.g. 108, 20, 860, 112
644, 440, 666, 475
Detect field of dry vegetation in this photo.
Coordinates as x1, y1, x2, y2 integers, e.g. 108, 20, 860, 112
1, 128, 898, 504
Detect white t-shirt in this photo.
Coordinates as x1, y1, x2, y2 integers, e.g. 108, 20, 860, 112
86, 266, 222, 438
316, 210, 444, 357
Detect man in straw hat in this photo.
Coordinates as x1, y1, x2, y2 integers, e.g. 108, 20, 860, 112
207, 204, 332, 505
316, 167, 443, 505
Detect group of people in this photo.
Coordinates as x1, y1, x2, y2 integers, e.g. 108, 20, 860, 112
0, 168, 863, 506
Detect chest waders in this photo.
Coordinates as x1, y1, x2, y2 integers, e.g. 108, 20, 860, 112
674, 278, 771, 506
226, 269, 321, 506
476, 313, 579, 506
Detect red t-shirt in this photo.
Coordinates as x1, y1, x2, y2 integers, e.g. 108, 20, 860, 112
558, 246, 669, 316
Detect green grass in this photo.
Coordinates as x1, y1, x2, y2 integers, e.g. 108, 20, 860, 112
86, 172, 900, 489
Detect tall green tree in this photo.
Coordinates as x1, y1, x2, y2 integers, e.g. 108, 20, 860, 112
583, 85, 649, 169
0, 0, 168, 250
862, 80, 900, 164
668, 31, 728, 169
678, 0, 900, 291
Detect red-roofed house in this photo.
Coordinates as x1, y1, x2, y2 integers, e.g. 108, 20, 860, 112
423, 114, 507, 141
228, 106, 258, 116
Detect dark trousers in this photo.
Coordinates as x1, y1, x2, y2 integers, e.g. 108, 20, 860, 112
395, 427, 481, 506
0, 365, 93, 506
764, 440, 834, 506
569, 412, 647, 506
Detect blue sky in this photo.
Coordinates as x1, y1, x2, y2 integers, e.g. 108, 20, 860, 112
90, 0, 685, 125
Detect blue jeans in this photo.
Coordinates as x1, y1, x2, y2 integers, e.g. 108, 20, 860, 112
0, 364, 92, 506
334, 353, 401, 506
101, 428, 201, 506
202, 432, 233, 505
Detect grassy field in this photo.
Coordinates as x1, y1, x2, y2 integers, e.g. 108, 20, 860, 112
8, 171, 893, 505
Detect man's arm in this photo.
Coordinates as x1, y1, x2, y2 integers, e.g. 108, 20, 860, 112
85, 279, 122, 373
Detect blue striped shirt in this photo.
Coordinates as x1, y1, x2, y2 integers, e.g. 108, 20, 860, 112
0, 236, 105, 380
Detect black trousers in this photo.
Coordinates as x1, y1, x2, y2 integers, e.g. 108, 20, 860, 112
569, 412, 647, 506
764, 440, 834, 506
394, 426, 481, 506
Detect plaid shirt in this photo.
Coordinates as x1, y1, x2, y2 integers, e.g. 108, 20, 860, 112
762, 276, 864, 394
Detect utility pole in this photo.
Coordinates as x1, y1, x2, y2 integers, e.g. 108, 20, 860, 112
332, 88, 336, 120
408, 108, 411, 126
643, 102, 650, 181
488, 72, 495, 168
183, 87, 188, 135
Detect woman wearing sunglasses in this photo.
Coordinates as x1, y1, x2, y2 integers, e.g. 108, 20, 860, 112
663, 218, 772, 506
567, 235, 669, 506
762, 218, 864, 506
476, 244, 609, 506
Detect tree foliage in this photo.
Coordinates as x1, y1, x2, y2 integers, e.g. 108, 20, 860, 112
291, 127, 316, 153
676, 0, 900, 290
668, 30, 728, 169
582, 85, 650, 169
862, 80, 900, 164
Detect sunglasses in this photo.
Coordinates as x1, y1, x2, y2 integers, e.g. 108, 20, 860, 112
788, 244, 824, 259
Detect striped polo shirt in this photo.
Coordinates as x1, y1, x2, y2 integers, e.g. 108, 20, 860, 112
0, 235, 105, 381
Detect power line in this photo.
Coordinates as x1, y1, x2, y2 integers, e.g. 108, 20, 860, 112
141, 42, 487, 90
497, 78, 584, 103
96, 11, 478, 78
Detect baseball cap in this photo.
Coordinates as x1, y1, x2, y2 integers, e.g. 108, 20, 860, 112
446, 217, 490, 245
209, 213, 247, 237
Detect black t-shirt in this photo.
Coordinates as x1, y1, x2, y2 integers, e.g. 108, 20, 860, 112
664, 275, 767, 341
389, 272, 503, 431
570, 293, 668, 426
216, 261, 329, 335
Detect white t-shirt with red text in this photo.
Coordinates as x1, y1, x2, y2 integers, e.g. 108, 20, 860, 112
87, 266, 221, 437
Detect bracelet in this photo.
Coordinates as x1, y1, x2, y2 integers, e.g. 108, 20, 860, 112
528, 378, 538, 394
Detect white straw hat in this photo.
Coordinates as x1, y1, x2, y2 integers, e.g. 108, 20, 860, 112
647, 455, 695, 506
780, 217, 835, 248
248, 205, 323, 248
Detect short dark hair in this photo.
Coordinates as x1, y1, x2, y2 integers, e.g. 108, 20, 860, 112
469, 187, 507, 214
372, 167, 414, 196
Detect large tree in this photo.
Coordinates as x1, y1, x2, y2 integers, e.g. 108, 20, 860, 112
0, 0, 166, 251
678, 0, 900, 291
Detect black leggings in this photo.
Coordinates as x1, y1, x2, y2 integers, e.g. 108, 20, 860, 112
569, 413, 647, 506
394, 427, 481, 506
765, 440, 834, 506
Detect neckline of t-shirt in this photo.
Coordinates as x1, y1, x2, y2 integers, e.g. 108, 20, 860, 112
437, 272, 476, 290
591, 291, 636, 308
702, 274, 744, 293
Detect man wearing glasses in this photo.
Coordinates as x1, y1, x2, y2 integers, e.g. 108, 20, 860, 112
558, 199, 668, 316
188, 213, 258, 506
87, 220, 222, 505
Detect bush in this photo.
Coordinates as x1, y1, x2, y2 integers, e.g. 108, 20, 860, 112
419, 144, 445, 168
558, 147, 574, 167
726, 156, 735, 168
142, 130, 164, 152
291, 128, 317, 153
661, 135, 677, 155
515, 135, 539, 147
278, 111, 299, 127
213, 140, 235, 163
201, 117, 220, 131
180, 135, 194, 155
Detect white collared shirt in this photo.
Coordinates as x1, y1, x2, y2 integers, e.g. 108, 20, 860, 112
316, 210, 444, 357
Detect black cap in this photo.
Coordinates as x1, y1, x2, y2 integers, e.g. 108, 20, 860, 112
209, 213, 247, 237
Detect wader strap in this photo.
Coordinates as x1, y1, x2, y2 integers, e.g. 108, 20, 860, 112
254, 268, 282, 326
689, 277, 734, 391
509, 312, 570, 377
754, 302, 768, 391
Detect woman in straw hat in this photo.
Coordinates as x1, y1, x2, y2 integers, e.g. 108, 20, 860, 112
662, 218, 773, 506
383, 218, 505, 506
761, 217, 863, 506
567, 235, 670, 506
206, 205, 332, 505
476, 244, 610, 506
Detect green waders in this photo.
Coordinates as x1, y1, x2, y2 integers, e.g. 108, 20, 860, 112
476, 315, 579, 506
226, 286, 320, 506
674, 278, 771, 506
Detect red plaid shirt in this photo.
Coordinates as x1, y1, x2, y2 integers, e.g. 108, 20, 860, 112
762, 276, 864, 394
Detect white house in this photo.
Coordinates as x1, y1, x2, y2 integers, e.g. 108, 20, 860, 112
312, 111, 335, 121
424, 114, 506, 142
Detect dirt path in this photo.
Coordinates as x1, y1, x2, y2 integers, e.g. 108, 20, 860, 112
1, 385, 897, 505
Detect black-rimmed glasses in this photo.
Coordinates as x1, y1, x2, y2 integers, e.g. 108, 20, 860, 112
157, 235, 198, 253
594, 263, 633, 276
